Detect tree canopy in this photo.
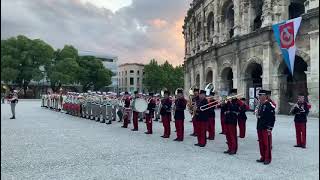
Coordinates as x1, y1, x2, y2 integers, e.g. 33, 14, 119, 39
1, 35, 113, 94
143, 59, 184, 94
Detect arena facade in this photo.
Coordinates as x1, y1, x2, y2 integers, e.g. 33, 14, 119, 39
183, 0, 319, 116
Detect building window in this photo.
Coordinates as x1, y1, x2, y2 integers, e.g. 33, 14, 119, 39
137, 77, 140, 85
130, 70, 134, 74
125, 71, 127, 75
143, 71, 145, 75
137, 70, 140, 75
130, 77, 134, 85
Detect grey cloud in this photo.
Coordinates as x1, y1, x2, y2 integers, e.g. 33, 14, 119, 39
1, 0, 192, 65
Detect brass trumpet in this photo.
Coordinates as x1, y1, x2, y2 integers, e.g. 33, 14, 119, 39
199, 93, 243, 111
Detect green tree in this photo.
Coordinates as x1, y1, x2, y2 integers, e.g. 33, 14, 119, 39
77, 56, 112, 91
143, 59, 184, 94
1, 35, 54, 96
47, 45, 80, 91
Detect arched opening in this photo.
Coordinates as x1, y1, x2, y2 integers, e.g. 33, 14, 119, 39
207, 12, 214, 41
195, 74, 200, 88
222, 0, 234, 39
220, 67, 233, 94
252, 0, 263, 31
206, 70, 213, 84
197, 22, 201, 37
279, 56, 308, 114
244, 62, 263, 110
289, 0, 306, 19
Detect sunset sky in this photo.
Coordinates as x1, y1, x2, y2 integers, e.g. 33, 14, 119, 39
1, 0, 192, 66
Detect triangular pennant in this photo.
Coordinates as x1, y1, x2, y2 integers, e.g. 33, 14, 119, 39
272, 17, 302, 76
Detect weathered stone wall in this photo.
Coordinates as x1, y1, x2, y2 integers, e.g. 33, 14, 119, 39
183, 0, 319, 116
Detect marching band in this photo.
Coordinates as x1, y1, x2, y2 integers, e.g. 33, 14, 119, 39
39, 84, 311, 165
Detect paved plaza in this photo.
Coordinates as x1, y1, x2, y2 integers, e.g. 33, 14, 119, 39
1, 100, 319, 180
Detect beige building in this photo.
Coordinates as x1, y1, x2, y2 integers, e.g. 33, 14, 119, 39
118, 63, 145, 93
183, 0, 319, 116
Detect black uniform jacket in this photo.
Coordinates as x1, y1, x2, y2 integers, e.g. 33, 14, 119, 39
239, 103, 249, 120
207, 99, 215, 118
160, 98, 172, 116
124, 97, 131, 108
292, 102, 310, 123
224, 99, 240, 124
147, 98, 156, 115
174, 97, 187, 120
195, 98, 209, 121
191, 96, 199, 119
257, 101, 276, 130
219, 103, 227, 115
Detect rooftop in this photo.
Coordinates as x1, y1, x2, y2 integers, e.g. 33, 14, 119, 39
118, 63, 145, 67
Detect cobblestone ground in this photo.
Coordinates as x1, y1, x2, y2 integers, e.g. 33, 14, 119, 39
1, 100, 319, 180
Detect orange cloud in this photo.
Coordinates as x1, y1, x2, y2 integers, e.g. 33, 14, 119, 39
148, 18, 168, 29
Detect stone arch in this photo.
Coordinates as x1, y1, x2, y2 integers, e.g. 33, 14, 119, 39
289, 0, 306, 19
205, 67, 214, 84
207, 12, 214, 41
220, 66, 233, 94
221, 0, 234, 39
277, 55, 309, 114
195, 73, 201, 88
241, 57, 263, 76
242, 60, 263, 108
250, 0, 263, 31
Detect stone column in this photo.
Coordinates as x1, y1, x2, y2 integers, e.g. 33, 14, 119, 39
305, 0, 319, 12
241, 0, 250, 35
233, 0, 241, 36
262, 42, 272, 90
261, 0, 274, 27
307, 30, 319, 116
271, 74, 281, 113
233, 52, 240, 90
273, 0, 289, 23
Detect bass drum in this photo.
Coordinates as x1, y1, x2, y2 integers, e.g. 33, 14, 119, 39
133, 98, 148, 113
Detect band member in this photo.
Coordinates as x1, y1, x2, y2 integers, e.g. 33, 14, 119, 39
122, 92, 131, 128
291, 93, 311, 148
238, 98, 249, 138
219, 100, 227, 134
154, 97, 161, 122
145, 92, 156, 134
207, 91, 216, 140
190, 88, 200, 136
132, 91, 139, 131
256, 90, 275, 165
174, 89, 187, 141
160, 90, 172, 138
224, 89, 241, 155
7, 89, 18, 119
194, 90, 209, 147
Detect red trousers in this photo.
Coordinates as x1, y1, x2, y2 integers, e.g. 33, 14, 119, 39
175, 120, 184, 140
220, 113, 226, 134
238, 119, 246, 138
133, 111, 139, 130
192, 117, 197, 135
196, 121, 208, 146
295, 122, 306, 146
161, 115, 171, 137
207, 117, 215, 139
146, 115, 153, 133
226, 124, 237, 152
257, 130, 272, 162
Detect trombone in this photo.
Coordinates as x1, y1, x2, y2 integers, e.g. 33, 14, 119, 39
199, 93, 243, 111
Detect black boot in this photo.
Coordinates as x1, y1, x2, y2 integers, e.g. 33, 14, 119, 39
10, 116, 15, 119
